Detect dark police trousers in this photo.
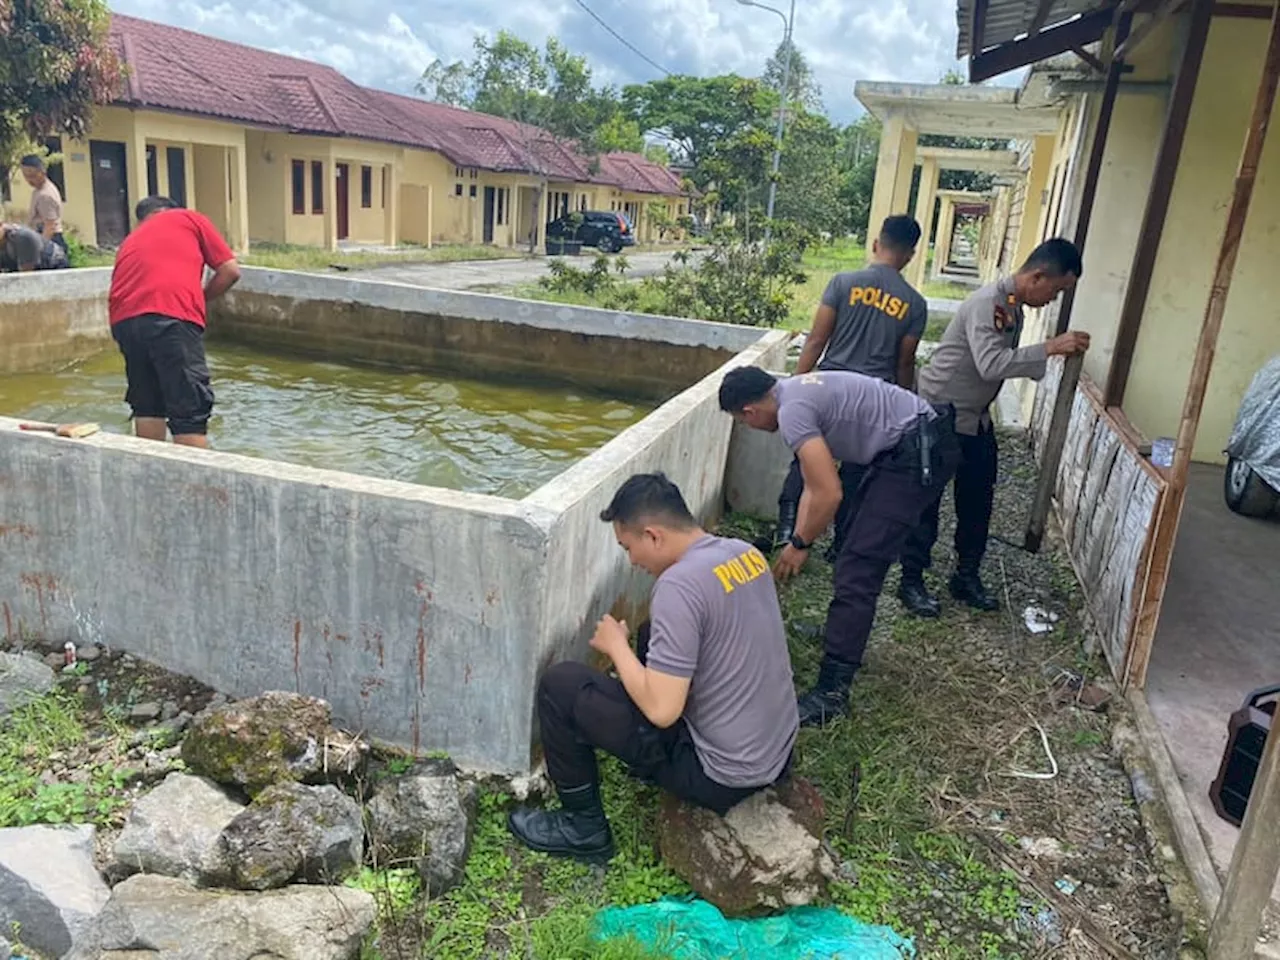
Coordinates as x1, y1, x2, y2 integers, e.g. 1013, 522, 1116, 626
824, 413, 960, 669
536, 624, 789, 816
900, 422, 998, 579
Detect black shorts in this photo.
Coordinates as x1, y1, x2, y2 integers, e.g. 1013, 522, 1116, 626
111, 314, 214, 436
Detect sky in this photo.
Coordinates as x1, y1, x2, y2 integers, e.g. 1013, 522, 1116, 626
109, 0, 973, 125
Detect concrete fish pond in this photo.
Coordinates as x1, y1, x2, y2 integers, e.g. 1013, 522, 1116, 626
0, 267, 788, 773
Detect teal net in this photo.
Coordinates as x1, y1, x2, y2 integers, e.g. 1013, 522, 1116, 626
594, 897, 916, 959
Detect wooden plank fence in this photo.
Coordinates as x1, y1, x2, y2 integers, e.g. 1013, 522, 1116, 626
1029, 357, 1167, 683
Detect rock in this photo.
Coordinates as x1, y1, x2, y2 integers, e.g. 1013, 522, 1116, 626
0, 824, 111, 958
656, 777, 836, 917
366, 761, 477, 895
64, 874, 374, 960
161, 700, 180, 721
112, 773, 245, 886
181, 690, 331, 796
0, 935, 9, 960
44, 651, 65, 670
0, 652, 55, 717
219, 782, 363, 890
130, 701, 163, 722
77, 643, 101, 662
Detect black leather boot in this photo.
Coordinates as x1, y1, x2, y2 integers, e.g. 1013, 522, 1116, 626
949, 567, 1000, 612
796, 656, 858, 728
897, 573, 941, 618
507, 782, 615, 864
773, 499, 799, 550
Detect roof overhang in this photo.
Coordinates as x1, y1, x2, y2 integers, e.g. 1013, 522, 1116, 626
917, 145, 1021, 174
957, 0, 1120, 82
854, 81, 1063, 137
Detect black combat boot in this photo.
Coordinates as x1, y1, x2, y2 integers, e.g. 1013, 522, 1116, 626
796, 656, 859, 728
773, 499, 799, 550
507, 782, 615, 864
949, 565, 1000, 612
897, 573, 941, 618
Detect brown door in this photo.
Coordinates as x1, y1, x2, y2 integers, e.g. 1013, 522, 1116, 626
90, 141, 130, 247
335, 163, 350, 240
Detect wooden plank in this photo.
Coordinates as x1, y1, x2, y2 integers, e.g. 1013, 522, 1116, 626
1023, 15, 1132, 553
1127, 0, 1280, 703
1104, 0, 1215, 407
970, 8, 1117, 82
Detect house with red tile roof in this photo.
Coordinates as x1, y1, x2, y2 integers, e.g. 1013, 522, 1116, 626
3, 14, 690, 252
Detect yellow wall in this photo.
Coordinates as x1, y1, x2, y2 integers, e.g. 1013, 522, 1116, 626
245, 130, 285, 244
1124, 15, 1280, 461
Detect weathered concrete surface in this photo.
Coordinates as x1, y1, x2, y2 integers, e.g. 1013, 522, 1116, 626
724, 418, 794, 519
213, 268, 766, 402
0, 267, 112, 373
0, 268, 782, 774
527, 333, 788, 664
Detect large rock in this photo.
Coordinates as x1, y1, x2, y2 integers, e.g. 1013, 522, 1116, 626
365, 760, 477, 896
0, 824, 111, 957
656, 777, 837, 917
112, 773, 246, 886
0, 652, 55, 717
181, 691, 331, 796
219, 782, 364, 891
64, 874, 375, 960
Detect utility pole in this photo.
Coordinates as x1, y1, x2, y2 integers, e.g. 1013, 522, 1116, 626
737, 0, 795, 243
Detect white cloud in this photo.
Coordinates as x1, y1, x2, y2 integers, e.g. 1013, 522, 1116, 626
109, 0, 970, 121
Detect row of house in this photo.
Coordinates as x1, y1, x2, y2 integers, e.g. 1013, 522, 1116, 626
0, 14, 691, 254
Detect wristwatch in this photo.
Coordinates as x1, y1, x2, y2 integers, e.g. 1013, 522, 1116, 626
788, 533, 811, 551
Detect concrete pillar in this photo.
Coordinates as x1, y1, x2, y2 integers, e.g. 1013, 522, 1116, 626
325, 152, 338, 251
1015, 134, 1057, 268
537, 182, 549, 248
426, 183, 434, 249
907, 157, 939, 289
933, 197, 956, 280
230, 143, 249, 255
127, 122, 149, 231
865, 112, 917, 254
383, 164, 399, 247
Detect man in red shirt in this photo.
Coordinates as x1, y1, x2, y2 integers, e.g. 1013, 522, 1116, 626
109, 196, 241, 448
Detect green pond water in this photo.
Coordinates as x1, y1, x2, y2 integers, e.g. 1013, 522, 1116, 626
1, 343, 655, 498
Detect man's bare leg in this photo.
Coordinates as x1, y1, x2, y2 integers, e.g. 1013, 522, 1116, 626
173, 434, 209, 449
133, 417, 167, 441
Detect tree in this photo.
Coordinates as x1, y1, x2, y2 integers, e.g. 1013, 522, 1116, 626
837, 113, 881, 239
774, 112, 842, 236
762, 38, 822, 112
415, 58, 469, 106
0, 0, 122, 167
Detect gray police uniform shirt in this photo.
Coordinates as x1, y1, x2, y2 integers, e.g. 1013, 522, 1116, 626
818, 263, 929, 381
776, 371, 935, 466
646, 535, 798, 787
916, 275, 1048, 436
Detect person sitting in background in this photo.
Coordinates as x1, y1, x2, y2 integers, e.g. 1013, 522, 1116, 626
21, 154, 66, 257
108, 196, 241, 449
0, 222, 68, 272
507, 472, 799, 864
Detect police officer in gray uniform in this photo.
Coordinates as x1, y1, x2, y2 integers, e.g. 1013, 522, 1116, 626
898, 238, 1091, 616
769, 215, 929, 556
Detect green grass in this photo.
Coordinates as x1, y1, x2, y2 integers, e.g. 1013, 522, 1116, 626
0, 690, 130, 828
64, 241, 526, 273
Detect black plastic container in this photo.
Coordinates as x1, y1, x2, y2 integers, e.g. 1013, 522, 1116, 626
1210, 684, 1278, 826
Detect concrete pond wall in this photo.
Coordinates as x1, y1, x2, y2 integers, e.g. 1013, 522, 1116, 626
0, 266, 786, 774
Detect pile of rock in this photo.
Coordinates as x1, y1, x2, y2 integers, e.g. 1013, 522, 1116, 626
0, 691, 478, 960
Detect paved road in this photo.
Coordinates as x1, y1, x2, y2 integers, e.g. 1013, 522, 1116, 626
355, 250, 692, 292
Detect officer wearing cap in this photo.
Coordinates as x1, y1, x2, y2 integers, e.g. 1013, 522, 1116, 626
898, 238, 1091, 617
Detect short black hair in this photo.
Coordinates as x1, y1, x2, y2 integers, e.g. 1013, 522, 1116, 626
718, 366, 777, 413
1021, 238, 1083, 279
136, 195, 179, 221
600, 473, 695, 529
879, 214, 921, 252
19, 155, 44, 170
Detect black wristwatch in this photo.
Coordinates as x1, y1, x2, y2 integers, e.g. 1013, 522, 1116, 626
788, 533, 811, 551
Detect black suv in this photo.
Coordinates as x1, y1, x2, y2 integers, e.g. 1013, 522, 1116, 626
545, 211, 635, 252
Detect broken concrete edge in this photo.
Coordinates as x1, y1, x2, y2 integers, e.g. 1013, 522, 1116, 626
1113, 694, 1215, 956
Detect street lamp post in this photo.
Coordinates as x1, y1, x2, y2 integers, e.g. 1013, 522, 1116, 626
738, 0, 795, 242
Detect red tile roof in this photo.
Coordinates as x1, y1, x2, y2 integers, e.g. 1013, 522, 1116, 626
107, 14, 686, 198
